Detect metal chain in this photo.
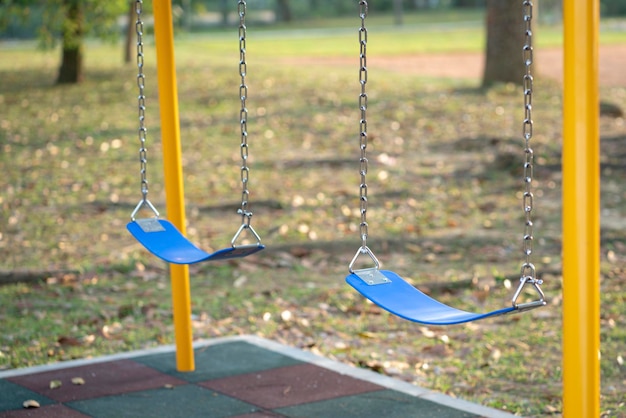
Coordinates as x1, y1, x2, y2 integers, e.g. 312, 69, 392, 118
519, 0, 542, 292
521, 0, 535, 275
136, 0, 148, 203
238, 0, 252, 226
358, 0, 369, 249
348, 0, 381, 273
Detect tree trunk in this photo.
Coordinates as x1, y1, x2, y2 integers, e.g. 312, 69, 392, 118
124, 1, 137, 64
181, 0, 191, 31
482, 0, 527, 87
276, 0, 292, 22
220, 0, 228, 26
56, 0, 84, 84
57, 46, 84, 84
393, 0, 403, 25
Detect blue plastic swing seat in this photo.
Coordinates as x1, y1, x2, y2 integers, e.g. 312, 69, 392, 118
346, 269, 516, 325
127, 218, 265, 265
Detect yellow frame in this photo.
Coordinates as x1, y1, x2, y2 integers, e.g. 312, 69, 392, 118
151, 4, 603, 413
153, 0, 194, 372
563, 0, 600, 416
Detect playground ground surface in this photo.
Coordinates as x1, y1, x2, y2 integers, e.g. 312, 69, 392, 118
1, 38, 625, 417
0, 335, 517, 418
292, 44, 626, 88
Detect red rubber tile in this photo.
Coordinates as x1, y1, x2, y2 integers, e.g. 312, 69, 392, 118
200, 363, 383, 409
7, 360, 187, 403
0, 404, 90, 418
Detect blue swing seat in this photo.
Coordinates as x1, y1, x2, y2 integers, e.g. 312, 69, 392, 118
346, 269, 516, 325
127, 218, 265, 265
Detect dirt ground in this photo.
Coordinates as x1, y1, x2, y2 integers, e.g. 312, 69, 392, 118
306, 45, 626, 87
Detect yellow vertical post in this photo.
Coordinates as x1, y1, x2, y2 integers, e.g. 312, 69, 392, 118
562, 0, 600, 416
152, 0, 195, 372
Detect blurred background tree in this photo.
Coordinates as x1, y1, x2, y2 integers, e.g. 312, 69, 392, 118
482, 0, 525, 87
0, 0, 127, 84
1, 0, 624, 85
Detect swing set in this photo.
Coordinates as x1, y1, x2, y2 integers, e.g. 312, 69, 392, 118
130, 1, 600, 416
344, 0, 545, 325
128, 0, 544, 324
127, 0, 264, 264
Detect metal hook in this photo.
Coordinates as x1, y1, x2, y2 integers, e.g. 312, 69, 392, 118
348, 245, 380, 273
130, 198, 160, 221
511, 263, 547, 311
230, 223, 262, 248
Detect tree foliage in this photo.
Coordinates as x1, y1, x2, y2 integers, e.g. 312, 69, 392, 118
1, 0, 127, 47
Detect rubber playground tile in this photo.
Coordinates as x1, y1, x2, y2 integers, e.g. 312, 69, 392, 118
67, 384, 258, 418
133, 340, 303, 383
6, 359, 187, 403
0, 380, 55, 412
275, 389, 481, 418
229, 412, 286, 418
200, 362, 383, 409
0, 404, 90, 418
0, 337, 515, 418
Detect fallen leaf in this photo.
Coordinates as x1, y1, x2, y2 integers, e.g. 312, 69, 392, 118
81, 335, 96, 346
101, 322, 123, 339
280, 310, 292, 322
233, 276, 247, 288
334, 341, 347, 350
607, 250, 616, 263
71, 377, 85, 385
422, 344, 453, 358
358, 359, 384, 373
419, 327, 436, 338
49, 380, 62, 389
406, 243, 422, 254
544, 404, 560, 414
57, 336, 82, 347
472, 285, 490, 304
290, 247, 311, 258
23, 400, 40, 409
490, 348, 502, 362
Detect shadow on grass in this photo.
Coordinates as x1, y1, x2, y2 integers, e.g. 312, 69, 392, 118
0, 67, 137, 93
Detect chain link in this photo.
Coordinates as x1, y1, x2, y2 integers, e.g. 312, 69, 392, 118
358, 0, 369, 249
520, 0, 538, 283
135, 0, 149, 202
237, 0, 253, 226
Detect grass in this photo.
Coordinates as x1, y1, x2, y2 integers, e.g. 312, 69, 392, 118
177, 20, 626, 58
1, 16, 626, 418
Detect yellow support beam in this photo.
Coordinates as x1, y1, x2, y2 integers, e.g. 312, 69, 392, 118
153, 0, 195, 372
562, 0, 600, 416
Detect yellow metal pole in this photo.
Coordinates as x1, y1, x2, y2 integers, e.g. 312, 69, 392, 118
562, 0, 600, 416
152, 0, 195, 372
